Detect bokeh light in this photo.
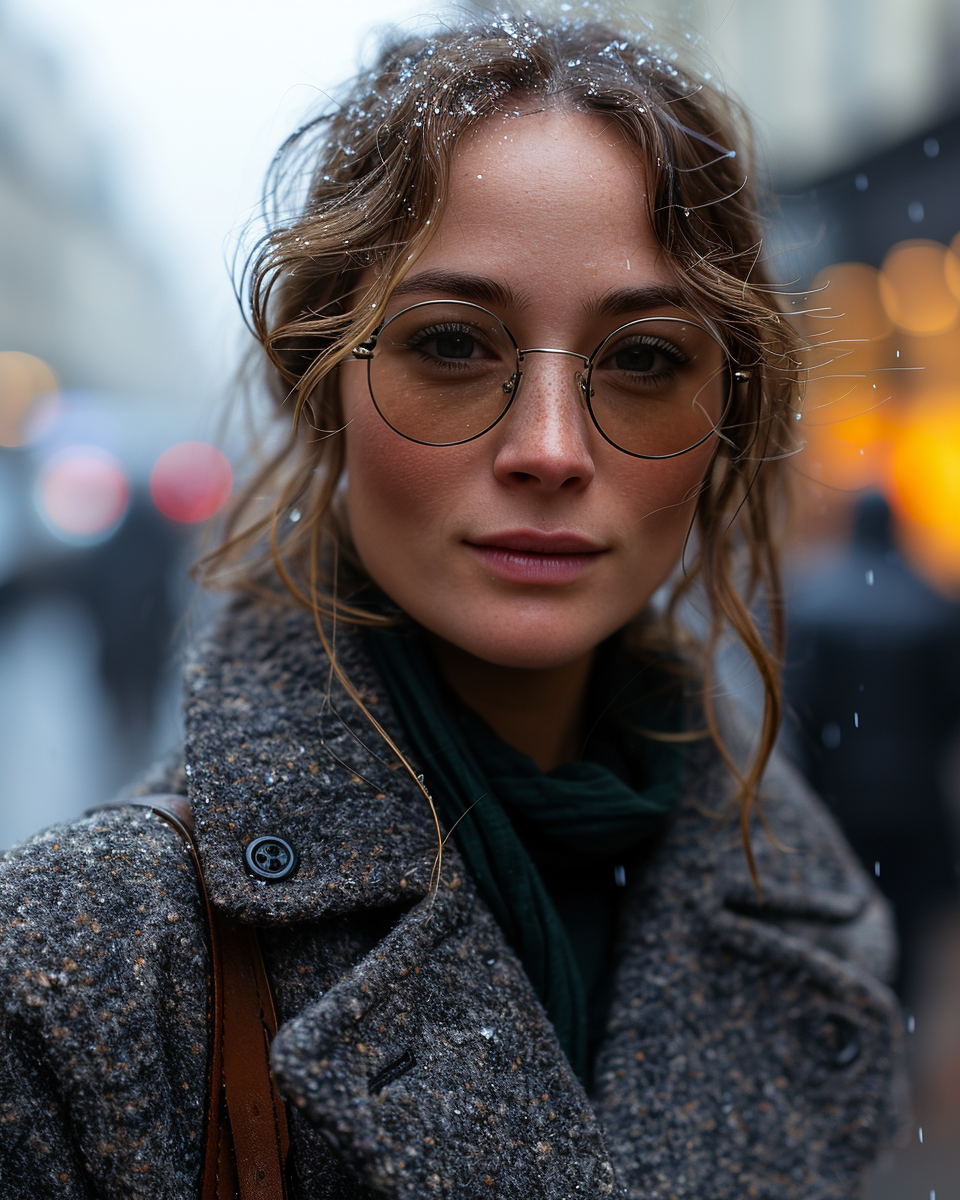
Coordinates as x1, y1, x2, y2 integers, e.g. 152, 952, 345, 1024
799, 263, 897, 492
879, 240, 960, 336
889, 393, 960, 587
803, 264, 892, 423
800, 407, 895, 494
0, 352, 59, 448
797, 233, 960, 590
150, 441, 232, 523
809, 262, 893, 344
945, 231, 960, 303
36, 445, 129, 542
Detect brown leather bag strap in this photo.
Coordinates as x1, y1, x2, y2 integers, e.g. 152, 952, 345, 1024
217, 914, 291, 1198
91, 796, 289, 1199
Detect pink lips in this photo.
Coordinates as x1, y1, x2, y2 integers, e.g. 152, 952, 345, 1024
465, 530, 607, 584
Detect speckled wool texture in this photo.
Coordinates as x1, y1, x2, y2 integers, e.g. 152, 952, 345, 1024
0, 809, 210, 1198
0, 595, 904, 1199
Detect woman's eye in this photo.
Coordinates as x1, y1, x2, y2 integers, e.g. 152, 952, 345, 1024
614, 344, 659, 373
409, 324, 486, 360
432, 331, 476, 359
605, 338, 686, 377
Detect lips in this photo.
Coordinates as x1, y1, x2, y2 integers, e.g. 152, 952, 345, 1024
464, 529, 607, 584
468, 529, 605, 554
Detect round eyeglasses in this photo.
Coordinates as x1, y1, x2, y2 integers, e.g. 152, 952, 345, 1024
351, 300, 744, 459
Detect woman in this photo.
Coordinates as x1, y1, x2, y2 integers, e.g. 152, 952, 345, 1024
0, 14, 902, 1199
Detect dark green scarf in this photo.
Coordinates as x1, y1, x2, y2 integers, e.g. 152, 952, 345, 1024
366, 624, 686, 1081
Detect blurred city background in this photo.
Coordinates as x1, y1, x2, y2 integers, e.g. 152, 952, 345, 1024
1, 0, 959, 1193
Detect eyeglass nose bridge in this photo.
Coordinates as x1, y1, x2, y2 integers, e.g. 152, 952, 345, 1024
515, 346, 592, 403
518, 346, 591, 364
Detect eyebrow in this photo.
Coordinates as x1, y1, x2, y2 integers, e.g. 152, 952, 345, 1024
390, 271, 521, 309
591, 284, 691, 319
389, 271, 691, 319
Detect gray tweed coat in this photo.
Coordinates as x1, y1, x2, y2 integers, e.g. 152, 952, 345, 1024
0, 597, 904, 1199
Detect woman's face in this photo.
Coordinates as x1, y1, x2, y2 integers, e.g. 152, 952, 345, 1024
339, 107, 718, 670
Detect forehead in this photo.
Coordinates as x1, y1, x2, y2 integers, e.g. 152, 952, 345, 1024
416, 106, 666, 295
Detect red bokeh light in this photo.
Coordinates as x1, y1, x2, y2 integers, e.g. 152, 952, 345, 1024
150, 441, 233, 524
38, 446, 129, 540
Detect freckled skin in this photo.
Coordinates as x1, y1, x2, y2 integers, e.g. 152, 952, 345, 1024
339, 108, 715, 672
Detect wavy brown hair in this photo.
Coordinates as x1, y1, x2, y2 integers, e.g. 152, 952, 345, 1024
201, 14, 800, 887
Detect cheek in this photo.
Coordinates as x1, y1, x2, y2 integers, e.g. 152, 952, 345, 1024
604, 446, 712, 604
341, 366, 465, 576
615, 445, 711, 537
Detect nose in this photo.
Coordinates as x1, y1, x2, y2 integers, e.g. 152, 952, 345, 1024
491, 351, 596, 492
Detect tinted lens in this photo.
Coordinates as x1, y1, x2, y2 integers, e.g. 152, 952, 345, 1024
586, 318, 731, 457
368, 302, 518, 444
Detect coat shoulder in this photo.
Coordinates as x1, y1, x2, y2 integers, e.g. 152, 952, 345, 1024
0, 803, 205, 964
0, 807, 209, 1198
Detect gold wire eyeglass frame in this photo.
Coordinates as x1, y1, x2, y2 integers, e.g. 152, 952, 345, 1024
351, 299, 748, 460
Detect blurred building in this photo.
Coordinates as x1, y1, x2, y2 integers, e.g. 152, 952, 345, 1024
0, 17, 215, 848
775, 111, 960, 275
0, 17, 205, 405
646, 0, 960, 187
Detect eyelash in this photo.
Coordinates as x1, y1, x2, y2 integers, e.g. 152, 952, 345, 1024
609, 336, 689, 369
406, 322, 487, 350
402, 322, 690, 372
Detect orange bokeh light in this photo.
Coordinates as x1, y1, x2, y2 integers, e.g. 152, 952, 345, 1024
797, 242, 960, 591
0, 352, 58, 448
807, 262, 892, 344
888, 393, 960, 588
799, 403, 893, 492
879, 240, 959, 336
945, 232, 960, 303
801, 264, 894, 439
890, 395, 960, 533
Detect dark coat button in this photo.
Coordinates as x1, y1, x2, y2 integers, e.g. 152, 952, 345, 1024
244, 835, 299, 882
805, 1013, 861, 1067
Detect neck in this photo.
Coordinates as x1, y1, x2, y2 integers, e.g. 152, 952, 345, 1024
426, 635, 594, 772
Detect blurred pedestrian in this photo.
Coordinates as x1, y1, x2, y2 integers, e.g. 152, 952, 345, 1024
785, 492, 960, 998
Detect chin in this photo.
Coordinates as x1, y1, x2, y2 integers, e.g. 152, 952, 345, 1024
430, 606, 620, 670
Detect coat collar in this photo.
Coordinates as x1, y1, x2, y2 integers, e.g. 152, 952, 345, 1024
184, 596, 439, 922
183, 594, 876, 932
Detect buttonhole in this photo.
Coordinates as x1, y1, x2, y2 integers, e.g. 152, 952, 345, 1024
369, 1049, 417, 1095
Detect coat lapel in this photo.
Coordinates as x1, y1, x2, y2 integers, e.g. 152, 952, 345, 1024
270, 867, 621, 1199
183, 597, 439, 921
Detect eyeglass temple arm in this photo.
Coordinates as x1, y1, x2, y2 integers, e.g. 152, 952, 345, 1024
352, 322, 385, 358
